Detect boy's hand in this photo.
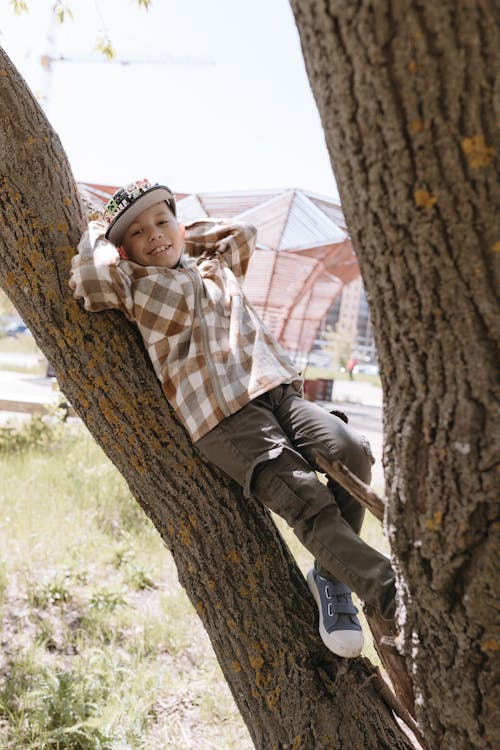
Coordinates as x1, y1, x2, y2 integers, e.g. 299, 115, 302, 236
93, 241, 119, 267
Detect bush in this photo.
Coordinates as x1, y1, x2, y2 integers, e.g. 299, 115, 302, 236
0, 657, 114, 750
0, 406, 74, 454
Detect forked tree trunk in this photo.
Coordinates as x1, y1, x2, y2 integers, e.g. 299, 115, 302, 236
290, 2, 500, 748
0, 48, 417, 749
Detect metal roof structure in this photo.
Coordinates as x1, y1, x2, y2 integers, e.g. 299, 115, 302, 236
78, 183, 359, 361
176, 188, 359, 360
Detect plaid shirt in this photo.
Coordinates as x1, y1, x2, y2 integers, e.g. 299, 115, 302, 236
70, 218, 301, 441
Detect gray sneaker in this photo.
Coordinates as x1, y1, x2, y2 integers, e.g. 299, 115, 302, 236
307, 568, 364, 658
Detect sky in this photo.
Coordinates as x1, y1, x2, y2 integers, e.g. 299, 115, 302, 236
0, 0, 340, 199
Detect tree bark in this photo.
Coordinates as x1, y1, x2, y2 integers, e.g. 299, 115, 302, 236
0, 48, 416, 749
290, 1, 500, 748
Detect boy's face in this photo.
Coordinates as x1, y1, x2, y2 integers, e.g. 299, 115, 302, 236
121, 201, 185, 268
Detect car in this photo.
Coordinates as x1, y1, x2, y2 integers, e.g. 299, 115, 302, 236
6, 321, 29, 337
308, 351, 333, 368
354, 363, 379, 375
0, 315, 16, 337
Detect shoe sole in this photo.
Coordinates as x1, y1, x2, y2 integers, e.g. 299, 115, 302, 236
307, 569, 364, 658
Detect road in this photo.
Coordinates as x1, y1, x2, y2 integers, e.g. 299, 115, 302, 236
322, 400, 384, 491
327, 400, 382, 434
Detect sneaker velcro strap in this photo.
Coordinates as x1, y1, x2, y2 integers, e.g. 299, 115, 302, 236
328, 600, 359, 616
329, 582, 352, 596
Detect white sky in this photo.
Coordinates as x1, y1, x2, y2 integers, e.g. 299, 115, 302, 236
0, 0, 340, 199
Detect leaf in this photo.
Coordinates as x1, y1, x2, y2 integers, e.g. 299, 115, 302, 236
95, 36, 116, 62
137, 0, 153, 9
10, 0, 29, 14
53, 2, 74, 24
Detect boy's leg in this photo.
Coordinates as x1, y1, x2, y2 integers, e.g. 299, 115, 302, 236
251, 445, 395, 619
196, 388, 395, 619
270, 384, 372, 578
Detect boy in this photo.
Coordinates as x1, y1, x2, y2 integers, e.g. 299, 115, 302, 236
70, 179, 396, 658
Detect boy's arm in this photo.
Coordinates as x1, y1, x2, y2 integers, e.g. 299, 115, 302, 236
69, 221, 135, 321
184, 219, 257, 282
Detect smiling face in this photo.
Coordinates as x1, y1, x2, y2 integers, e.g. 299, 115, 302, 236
121, 201, 185, 268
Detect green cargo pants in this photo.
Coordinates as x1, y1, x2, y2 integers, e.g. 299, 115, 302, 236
196, 383, 396, 618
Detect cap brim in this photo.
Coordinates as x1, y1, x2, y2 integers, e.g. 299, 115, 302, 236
105, 186, 174, 246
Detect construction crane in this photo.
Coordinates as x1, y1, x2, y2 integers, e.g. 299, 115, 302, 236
28, 1, 215, 112
38, 50, 215, 115
38, 3, 215, 115
40, 53, 216, 69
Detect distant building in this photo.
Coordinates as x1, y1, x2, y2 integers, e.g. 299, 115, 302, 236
317, 277, 377, 363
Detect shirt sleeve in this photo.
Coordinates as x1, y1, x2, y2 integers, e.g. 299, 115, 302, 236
183, 219, 257, 283
69, 220, 135, 321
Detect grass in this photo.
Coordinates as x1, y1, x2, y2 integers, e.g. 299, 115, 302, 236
0, 417, 388, 749
0, 333, 41, 356
0, 362, 47, 376
303, 364, 381, 387
0, 422, 251, 749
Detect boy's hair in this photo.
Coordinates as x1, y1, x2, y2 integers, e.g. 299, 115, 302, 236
103, 179, 177, 246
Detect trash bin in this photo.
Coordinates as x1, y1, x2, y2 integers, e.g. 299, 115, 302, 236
304, 378, 333, 402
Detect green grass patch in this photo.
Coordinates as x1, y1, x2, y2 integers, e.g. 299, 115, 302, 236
0, 362, 47, 376
0, 423, 252, 749
303, 364, 381, 387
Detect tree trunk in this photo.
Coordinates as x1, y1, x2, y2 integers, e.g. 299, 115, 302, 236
290, 1, 500, 748
0, 48, 417, 749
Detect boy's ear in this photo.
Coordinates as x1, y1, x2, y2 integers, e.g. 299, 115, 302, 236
179, 223, 186, 240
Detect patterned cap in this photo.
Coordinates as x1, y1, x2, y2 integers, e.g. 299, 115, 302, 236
103, 179, 176, 246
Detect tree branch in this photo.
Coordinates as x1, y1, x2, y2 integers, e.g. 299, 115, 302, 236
314, 453, 385, 522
